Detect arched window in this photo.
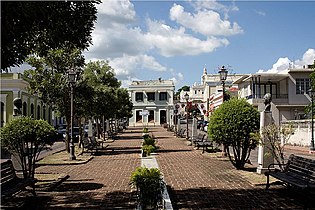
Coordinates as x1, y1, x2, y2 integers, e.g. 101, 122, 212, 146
23, 102, 27, 116
37, 105, 41, 120
30, 104, 34, 118
1, 102, 4, 127
48, 107, 51, 123
43, 105, 46, 120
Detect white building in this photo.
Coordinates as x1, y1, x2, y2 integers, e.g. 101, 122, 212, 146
234, 67, 313, 146
128, 79, 175, 126
180, 67, 245, 120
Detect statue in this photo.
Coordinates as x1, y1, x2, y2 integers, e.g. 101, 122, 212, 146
263, 93, 272, 112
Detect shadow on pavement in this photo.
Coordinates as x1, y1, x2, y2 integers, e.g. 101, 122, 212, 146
20, 190, 137, 210
167, 186, 315, 210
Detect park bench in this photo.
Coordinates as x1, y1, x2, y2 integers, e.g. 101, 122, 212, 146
176, 128, 186, 138
106, 130, 118, 140
194, 136, 213, 153
82, 137, 101, 153
265, 154, 315, 190
192, 133, 205, 146
1, 159, 37, 199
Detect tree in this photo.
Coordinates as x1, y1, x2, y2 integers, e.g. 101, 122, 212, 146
24, 48, 85, 152
261, 123, 294, 171
1, 1, 99, 71
0, 117, 56, 178
175, 85, 190, 99
208, 98, 260, 169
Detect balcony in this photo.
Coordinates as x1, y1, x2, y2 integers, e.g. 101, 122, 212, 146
245, 94, 288, 105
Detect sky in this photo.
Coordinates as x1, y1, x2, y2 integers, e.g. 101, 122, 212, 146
12, 0, 315, 90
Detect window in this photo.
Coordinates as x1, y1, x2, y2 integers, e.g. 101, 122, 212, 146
147, 92, 155, 101
296, 78, 310, 94
159, 92, 167, 101
135, 92, 143, 101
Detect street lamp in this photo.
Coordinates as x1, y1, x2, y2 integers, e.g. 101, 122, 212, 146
218, 66, 228, 156
218, 65, 228, 102
309, 89, 315, 151
68, 69, 77, 160
184, 92, 189, 139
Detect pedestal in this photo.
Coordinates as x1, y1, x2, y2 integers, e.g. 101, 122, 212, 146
191, 118, 197, 141
257, 111, 274, 174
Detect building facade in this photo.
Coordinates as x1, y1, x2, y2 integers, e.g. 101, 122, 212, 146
0, 73, 55, 127
128, 79, 175, 127
179, 67, 245, 120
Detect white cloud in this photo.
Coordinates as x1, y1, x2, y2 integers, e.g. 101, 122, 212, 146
192, 0, 239, 19
108, 54, 167, 79
84, 0, 242, 88
257, 49, 315, 74
145, 19, 229, 57
170, 3, 243, 37
96, 0, 136, 24
255, 10, 266, 16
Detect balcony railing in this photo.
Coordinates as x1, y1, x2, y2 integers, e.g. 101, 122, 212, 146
245, 94, 288, 100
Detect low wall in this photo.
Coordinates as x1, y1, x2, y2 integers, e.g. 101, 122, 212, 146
281, 120, 313, 147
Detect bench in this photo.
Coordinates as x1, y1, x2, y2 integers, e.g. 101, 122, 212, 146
82, 137, 101, 153
194, 136, 213, 153
192, 133, 205, 146
106, 130, 118, 140
176, 128, 186, 138
1, 159, 37, 199
265, 154, 315, 190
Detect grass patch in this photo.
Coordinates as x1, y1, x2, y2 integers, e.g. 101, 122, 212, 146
37, 146, 92, 165
35, 173, 69, 191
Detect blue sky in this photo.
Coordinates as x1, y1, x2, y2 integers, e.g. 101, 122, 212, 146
13, 1, 315, 90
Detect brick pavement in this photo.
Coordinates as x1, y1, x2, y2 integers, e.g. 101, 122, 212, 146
18, 126, 315, 209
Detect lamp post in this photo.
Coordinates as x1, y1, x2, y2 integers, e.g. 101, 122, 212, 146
218, 66, 228, 156
184, 92, 189, 139
218, 65, 228, 103
68, 69, 77, 160
309, 89, 315, 151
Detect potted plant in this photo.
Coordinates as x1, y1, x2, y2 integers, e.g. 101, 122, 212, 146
141, 135, 157, 157
142, 127, 149, 138
130, 167, 162, 209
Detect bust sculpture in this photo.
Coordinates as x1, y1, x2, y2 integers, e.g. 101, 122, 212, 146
263, 93, 272, 112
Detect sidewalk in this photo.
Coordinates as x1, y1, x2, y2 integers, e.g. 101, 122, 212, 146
17, 127, 315, 209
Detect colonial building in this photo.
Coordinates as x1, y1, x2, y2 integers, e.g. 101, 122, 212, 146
178, 67, 245, 120
128, 79, 175, 126
0, 73, 55, 127
234, 67, 313, 124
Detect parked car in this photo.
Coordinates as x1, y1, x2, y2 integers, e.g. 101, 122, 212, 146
200, 121, 208, 131
84, 124, 96, 137
197, 120, 204, 129
57, 124, 67, 140
63, 126, 80, 143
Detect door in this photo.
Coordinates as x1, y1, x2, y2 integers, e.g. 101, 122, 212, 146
160, 110, 166, 124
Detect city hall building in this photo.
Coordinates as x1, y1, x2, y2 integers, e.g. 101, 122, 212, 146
128, 79, 175, 126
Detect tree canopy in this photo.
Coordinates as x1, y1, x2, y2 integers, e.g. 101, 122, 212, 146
1, 1, 99, 71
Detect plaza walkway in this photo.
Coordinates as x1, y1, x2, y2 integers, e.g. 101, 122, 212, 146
21, 127, 314, 209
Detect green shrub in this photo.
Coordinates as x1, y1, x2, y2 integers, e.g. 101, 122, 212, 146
0, 116, 56, 178
143, 127, 149, 133
143, 135, 155, 146
208, 98, 259, 169
130, 167, 162, 209
142, 145, 156, 156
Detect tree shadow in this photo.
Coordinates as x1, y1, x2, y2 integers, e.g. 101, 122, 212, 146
167, 186, 314, 210
20, 189, 137, 209
53, 181, 104, 192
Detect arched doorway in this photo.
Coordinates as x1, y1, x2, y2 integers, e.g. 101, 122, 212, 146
23, 102, 27, 116
0, 102, 4, 127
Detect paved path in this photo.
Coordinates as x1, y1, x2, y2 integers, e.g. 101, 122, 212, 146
20, 127, 314, 209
